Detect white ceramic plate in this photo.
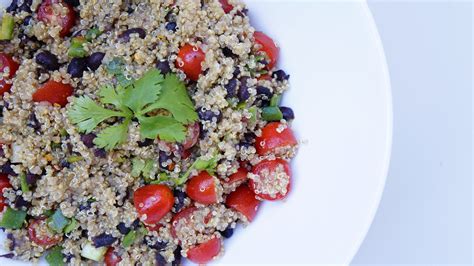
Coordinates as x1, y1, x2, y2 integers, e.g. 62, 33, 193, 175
0, 0, 392, 265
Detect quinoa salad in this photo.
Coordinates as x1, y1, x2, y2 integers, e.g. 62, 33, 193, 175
0, 0, 297, 265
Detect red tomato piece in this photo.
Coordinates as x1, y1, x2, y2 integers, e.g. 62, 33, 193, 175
224, 167, 248, 185
250, 159, 291, 201
104, 247, 122, 266
0, 53, 19, 98
186, 171, 218, 205
219, 0, 234, 13
176, 44, 205, 81
170, 206, 197, 239
32, 80, 74, 107
133, 184, 174, 224
255, 122, 297, 156
225, 185, 260, 221
257, 74, 272, 81
254, 31, 279, 70
187, 236, 222, 264
28, 218, 62, 248
0, 174, 12, 211
37, 0, 76, 37
182, 122, 200, 150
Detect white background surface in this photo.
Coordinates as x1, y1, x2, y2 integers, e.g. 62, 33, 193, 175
353, 1, 473, 265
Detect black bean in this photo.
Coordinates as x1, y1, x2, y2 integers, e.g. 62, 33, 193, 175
145, 235, 167, 250
173, 189, 186, 212
137, 138, 154, 147
279, 106, 295, 121
155, 60, 171, 75
0, 253, 14, 259
272, 70, 290, 81
14, 195, 30, 209
92, 233, 117, 247
197, 107, 222, 122
81, 230, 89, 238
233, 67, 241, 77
64, 253, 74, 263
27, 113, 41, 132
25, 173, 39, 186
131, 219, 140, 229
64, 0, 80, 7
156, 253, 167, 266
6, 0, 18, 13
165, 22, 177, 32
78, 201, 91, 211
94, 148, 107, 158
243, 132, 256, 143
60, 159, 71, 168
116, 222, 130, 235
36, 51, 60, 71
221, 227, 234, 238
222, 47, 237, 58
87, 52, 105, 71
172, 246, 182, 266
7, 233, 15, 250
80, 133, 96, 148
256, 86, 273, 100
1, 162, 16, 176
224, 78, 237, 98
67, 58, 87, 78
18, 0, 32, 13
23, 16, 32, 26
119, 28, 146, 42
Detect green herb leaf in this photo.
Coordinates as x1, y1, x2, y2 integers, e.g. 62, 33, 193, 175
46, 246, 64, 266
99, 85, 126, 110
176, 155, 219, 185
63, 218, 77, 234
122, 230, 137, 248
0, 207, 27, 229
123, 69, 163, 113
131, 157, 145, 178
68, 37, 87, 58
85, 28, 102, 42
19, 173, 29, 193
68, 96, 126, 133
139, 116, 186, 142
106, 57, 134, 87
93, 119, 130, 150
47, 209, 70, 233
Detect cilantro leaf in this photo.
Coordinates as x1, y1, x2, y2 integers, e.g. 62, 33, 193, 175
175, 155, 219, 186
131, 157, 145, 178
99, 85, 125, 108
93, 119, 130, 150
123, 69, 163, 113
139, 116, 186, 142
140, 74, 198, 124
68, 96, 126, 133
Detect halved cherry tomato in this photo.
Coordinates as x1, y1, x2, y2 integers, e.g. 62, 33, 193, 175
28, 218, 62, 248
133, 184, 174, 224
176, 44, 205, 81
254, 31, 279, 70
104, 247, 122, 266
0, 53, 19, 98
187, 236, 222, 264
186, 171, 218, 205
170, 206, 197, 239
32, 80, 74, 107
250, 158, 291, 201
219, 0, 234, 13
0, 174, 12, 211
255, 122, 297, 156
182, 122, 200, 150
37, 0, 76, 37
224, 167, 248, 185
225, 185, 260, 221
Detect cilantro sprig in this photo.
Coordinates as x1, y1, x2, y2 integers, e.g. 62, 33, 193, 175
68, 69, 198, 150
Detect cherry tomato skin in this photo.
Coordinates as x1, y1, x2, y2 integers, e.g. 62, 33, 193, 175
250, 159, 291, 201
170, 206, 197, 239
37, 0, 76, 37
186, 171, 218, 205
187, 237, 222, 264
28, 218, 62, 248
133, 184, 174, 224
254, 31, 279, 70
219, 0, 234, 13
224, 167, 248, 185
182, 122, 200, 150
0, 174, 12, 211
104, 247, 122, 266
0, 53, 19, 97
32, 80, 74, 107
225, 185, 260, 222
255, 122, 297, 156
257, 74, 272, 81
176, 44, 205, 81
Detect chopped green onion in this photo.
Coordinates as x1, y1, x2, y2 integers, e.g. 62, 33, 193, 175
122, 230, 137, 248
0, 207, 27, 229
248, 106, 258, 124
0, 14, 15, 41
81, 242, 107, 262
67, 156, 83, 163
64, 218, 77, 234
261, 106, 283, 121
270, 94, 281, 107
68, 37, 87, 58
46, 246, 64, 266
85, 28, 102, 42
47, 209, 70, 233
19, 173, 29, 193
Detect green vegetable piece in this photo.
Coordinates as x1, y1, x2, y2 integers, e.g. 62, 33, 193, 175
68, 37, 87, 58
46, 246, 64, 266
67, 155, 83, 163
0, 14, 15, 41
0, 207, 27, 229
261, 106, 283, 121
85, 28, 102, 42
64, 218, 77, 234
19, 173, 29, 193
81, 242, 107, 262
47, 209, 70, 233
248, 106, 258, 124
122, 230, 137, 248
270, 94, 281, 107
